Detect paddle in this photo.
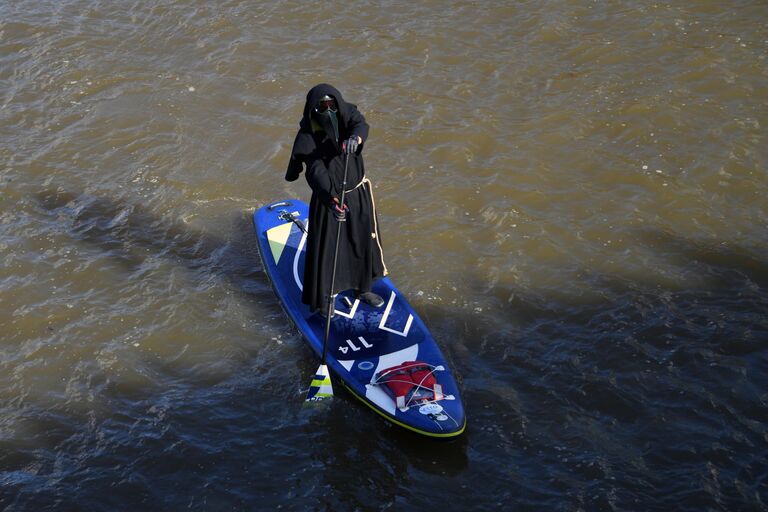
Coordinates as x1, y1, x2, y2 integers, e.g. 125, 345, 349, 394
305, 150, 351, 402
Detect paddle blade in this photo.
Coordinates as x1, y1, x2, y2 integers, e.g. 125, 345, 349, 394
305, 364, 333, 402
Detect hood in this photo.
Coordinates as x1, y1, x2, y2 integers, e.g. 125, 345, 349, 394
300, 83, 353, 133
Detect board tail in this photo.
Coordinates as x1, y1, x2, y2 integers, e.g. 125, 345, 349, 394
305, 364, 333, 402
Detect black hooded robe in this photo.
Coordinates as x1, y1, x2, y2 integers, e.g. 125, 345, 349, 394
285, 84, 387, 312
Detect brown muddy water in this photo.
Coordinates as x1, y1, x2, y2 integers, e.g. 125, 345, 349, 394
1, 1, 767, 510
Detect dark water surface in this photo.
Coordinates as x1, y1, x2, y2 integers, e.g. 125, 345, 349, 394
1, 1, 767, 510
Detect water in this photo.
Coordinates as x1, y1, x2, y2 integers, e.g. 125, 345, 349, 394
1, 1, 767, 510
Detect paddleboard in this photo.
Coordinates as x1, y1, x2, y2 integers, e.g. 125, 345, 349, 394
253, 199, 466, 437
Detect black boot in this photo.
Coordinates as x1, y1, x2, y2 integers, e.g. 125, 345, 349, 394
357, 291, 384, 308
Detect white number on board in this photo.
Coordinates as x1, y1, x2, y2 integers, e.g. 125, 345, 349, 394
338, 336, 373, 354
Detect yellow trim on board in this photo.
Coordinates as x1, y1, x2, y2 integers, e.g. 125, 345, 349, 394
341, 381, 466, 438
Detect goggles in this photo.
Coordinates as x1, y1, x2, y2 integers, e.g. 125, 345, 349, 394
314, 97, 338, 114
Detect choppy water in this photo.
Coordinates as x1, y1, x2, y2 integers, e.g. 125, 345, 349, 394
2, 1, 767, 510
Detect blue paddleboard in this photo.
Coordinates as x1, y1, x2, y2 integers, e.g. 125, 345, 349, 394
253, 199, 466, 437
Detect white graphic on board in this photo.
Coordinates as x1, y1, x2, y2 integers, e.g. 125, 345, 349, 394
293, 219, 308, 291
334, 298, 359, 319
378, 291, 413, 337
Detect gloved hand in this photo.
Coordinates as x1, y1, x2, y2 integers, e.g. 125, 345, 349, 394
342, 136, 359, 155
332, 197, 348, 222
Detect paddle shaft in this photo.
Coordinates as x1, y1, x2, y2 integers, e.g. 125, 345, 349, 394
321, 152, 351, 363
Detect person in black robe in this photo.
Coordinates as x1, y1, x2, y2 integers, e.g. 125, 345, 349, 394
285, 83, 387, 314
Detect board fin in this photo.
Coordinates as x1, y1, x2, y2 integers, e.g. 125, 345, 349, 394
305, 364, 333, 402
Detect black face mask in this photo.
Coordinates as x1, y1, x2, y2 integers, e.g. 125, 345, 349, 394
312, 97, 339, 143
